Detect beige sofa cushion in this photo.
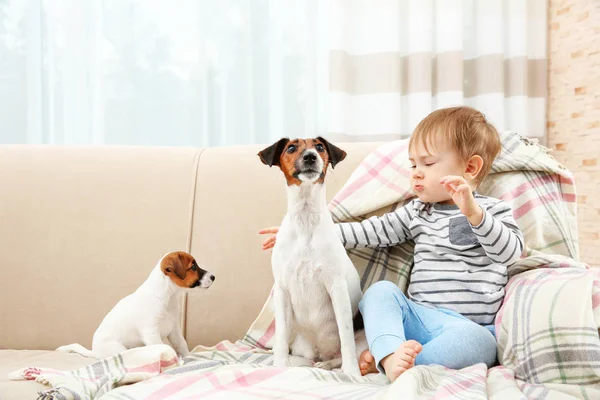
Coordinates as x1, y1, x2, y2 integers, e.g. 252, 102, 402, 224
0, 141, 382, 354
0, 350, 93, 399
0, 146, 202, 350
185, 142, 381, 348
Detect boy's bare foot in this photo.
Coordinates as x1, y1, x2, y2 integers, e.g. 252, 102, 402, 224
359, 350, 378, 376
380, 340, 423, 382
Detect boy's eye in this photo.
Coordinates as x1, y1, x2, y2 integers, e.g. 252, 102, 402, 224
425, 163, 434, 166
410, 165, 416, 169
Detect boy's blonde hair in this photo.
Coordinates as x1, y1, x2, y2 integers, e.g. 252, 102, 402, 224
408, 106, 501, 185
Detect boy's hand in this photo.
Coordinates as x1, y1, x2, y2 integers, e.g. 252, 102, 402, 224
259, 227, 279, 250
439, 176, 483, 226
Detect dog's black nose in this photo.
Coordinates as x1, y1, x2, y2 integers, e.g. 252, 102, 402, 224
303, 152, 317, 163
210, 275, 215, 282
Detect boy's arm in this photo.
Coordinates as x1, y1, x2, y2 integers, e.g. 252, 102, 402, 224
470, 201, 525, 265
336, 203, 414, 249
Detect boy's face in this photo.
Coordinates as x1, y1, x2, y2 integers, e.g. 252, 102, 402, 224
408, 139, 468, 204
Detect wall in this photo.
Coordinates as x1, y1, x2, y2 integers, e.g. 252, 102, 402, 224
547, 0, 600, 264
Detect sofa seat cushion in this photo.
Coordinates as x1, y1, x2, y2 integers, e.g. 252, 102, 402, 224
0, 350, 93, 399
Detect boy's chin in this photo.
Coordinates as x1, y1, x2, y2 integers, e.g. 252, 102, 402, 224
416, 193, 453, 204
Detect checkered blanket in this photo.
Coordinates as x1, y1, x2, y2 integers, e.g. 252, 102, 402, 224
8, 344, 182, 399
11, 132, 600, 399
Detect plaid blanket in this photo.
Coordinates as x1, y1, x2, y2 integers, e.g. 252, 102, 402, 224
11, 132, 600, 399
8, 344, 181, 399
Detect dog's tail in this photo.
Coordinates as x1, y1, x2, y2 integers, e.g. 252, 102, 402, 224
56, 343, 98, 359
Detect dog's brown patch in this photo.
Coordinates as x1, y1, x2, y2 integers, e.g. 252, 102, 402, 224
278, 139, 304, 186
160, 251, 201, 288
311, 138, 331, 184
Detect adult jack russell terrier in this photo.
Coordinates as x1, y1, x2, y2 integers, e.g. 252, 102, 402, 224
258, 137, 363, 377
57, 251, 215, 359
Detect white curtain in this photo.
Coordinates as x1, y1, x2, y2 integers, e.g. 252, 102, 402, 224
328, 0, 548, 142
0, 0, 328, 146
1, 1, 547, 146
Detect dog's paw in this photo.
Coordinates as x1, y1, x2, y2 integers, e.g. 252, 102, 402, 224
342, 363, 361, 377
314, 361, 333, 371
288, 355, 314, 367
315, 358, 344, 371
178, 349, 191, 358
274, 356, 290, 368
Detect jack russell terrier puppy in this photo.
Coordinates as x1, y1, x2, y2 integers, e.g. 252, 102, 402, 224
57, 251, 215, 359
258, 137, 364, 377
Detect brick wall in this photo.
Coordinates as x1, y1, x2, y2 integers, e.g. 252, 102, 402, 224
547, 0, 600, 265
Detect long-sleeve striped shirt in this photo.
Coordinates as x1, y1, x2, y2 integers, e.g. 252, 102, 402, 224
337, 194, 524, 325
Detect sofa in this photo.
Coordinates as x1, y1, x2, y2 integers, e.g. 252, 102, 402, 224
1, 137, 599, 400
0, 142, 379, 399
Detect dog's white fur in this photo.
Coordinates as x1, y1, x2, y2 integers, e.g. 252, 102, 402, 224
268, 144, 364, 377
57, 252, 214, 359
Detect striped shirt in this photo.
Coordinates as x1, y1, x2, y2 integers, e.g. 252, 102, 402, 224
337, 194, 524, 325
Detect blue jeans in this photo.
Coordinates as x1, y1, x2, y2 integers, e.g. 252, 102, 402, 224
359, 281, 497, 372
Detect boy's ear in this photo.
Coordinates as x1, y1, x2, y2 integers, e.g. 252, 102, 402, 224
464, 155, 484, 181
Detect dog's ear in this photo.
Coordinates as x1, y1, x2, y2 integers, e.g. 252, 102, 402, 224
161, 253, 186, 280
317, 137, 346, 169
258, 138, 290, 167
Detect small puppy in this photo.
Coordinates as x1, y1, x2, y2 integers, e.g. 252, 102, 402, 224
259, 137, 364, 377
57, 251, 215, 359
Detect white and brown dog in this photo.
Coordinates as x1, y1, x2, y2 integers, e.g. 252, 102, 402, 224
259, 137, 364, 377
57, 251, 215, 359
